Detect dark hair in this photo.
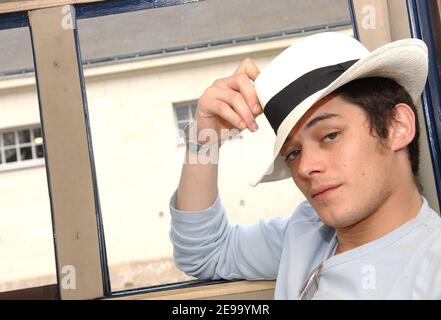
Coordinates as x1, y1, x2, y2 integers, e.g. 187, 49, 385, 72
334, 77, 422, 192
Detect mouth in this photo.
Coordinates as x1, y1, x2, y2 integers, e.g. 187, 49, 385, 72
310, 185, 341, 200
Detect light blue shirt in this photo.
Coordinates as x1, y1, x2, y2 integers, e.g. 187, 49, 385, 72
169, 190, 441, 299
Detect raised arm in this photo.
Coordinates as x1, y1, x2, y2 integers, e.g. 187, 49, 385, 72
176, 58, 262, 211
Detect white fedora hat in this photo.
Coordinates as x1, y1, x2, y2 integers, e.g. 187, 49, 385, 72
250, 32, 428, 187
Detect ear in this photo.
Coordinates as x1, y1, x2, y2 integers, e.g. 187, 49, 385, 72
388, 103, 416, 152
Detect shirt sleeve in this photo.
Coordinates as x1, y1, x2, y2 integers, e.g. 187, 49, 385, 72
169, 189, 290, 280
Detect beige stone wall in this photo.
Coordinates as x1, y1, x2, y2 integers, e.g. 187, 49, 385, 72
0, 84, 55, 287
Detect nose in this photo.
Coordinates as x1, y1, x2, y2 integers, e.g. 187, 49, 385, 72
296, 147, 326, 179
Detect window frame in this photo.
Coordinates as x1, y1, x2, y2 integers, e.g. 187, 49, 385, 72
0, 125, 45, 172
173, 100, 197, 146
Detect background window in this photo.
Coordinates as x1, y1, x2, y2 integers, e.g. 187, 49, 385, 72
0, 126, 44, 166
174, 101, 197, 143
174, 100, 242, 145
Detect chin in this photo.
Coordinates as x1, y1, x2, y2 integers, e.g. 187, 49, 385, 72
315, 206, 362, 229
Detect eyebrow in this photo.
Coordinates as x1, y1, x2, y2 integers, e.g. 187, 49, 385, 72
305, 113, 341, 129
282, 113, 341, 150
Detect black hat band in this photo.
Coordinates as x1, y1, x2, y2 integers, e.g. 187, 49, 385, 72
264, 59, 359, 134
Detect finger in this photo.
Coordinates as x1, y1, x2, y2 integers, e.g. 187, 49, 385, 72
211, 100, 247, 131
211, 86, 258, 131
234, 58, 260, 81
200, 88, 246, 130
218, 73, 263, 116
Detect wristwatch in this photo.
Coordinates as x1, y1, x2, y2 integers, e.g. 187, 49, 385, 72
187, 140, 210, 153
183, 121, 211, 153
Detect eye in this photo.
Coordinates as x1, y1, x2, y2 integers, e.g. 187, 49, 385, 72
322, 132, 340, 142
284, 149, 301, 163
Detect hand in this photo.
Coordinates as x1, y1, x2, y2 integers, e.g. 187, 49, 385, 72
194, 58, 263, 144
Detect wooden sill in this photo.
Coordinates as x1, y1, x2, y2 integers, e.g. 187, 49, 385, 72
0, 284, 57, 300
109, 280, 276, 300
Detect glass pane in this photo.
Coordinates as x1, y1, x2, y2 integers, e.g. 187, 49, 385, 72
177, 122, 187, 138
33, 128, 42, 139
33, 128, 44, 147
175, 106, 189, 121
77, 0, 352, 291
20, 146, 33, 161
36, 145, 44, 158
191, 103, 197, 118
18, 129, 31, 144
5, 149, 17, 163
3, 132, 16, 146
429, 0, 441, 79
0, 26, 55, 293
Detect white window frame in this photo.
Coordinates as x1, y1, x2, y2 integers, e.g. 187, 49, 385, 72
0, 125, 45, 173
173, 101, 197, 146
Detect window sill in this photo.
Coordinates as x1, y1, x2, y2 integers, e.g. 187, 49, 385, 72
0, 158, 45, 173
109, 280, 276, 300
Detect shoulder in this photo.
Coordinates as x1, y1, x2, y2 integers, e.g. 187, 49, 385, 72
414, 229, 441, 298
413, 203, 441, 298
412, 198, 441, 263
416, 198, 441, 239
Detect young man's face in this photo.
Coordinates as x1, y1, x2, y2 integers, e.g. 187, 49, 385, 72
281, 94, 396, 228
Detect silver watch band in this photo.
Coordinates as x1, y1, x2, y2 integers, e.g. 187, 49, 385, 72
183, 122, 213, 153
187, 139, 210, 153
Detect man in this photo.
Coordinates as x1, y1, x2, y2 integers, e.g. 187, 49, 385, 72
169, 32, 441, 299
